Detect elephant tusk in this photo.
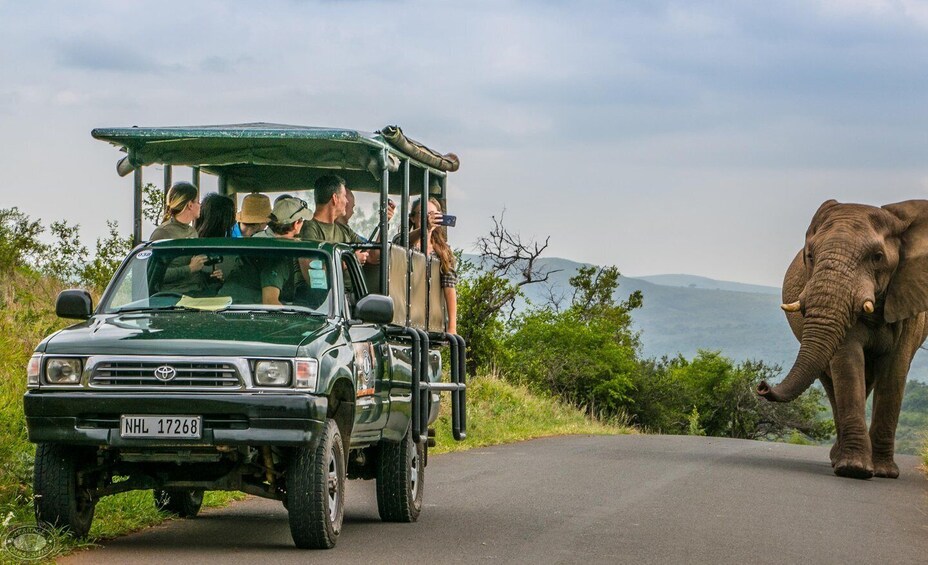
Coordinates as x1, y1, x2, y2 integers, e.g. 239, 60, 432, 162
781, 301, 801, 312
863, 300, 875, 314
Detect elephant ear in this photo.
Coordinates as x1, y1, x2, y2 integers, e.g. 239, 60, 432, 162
882, 200, 928, 323
806, 199, 839, 238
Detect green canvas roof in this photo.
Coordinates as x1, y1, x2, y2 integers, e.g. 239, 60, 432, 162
91, 123, 449, 194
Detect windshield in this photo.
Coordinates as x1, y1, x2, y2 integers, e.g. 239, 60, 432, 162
101, 246, 334, 316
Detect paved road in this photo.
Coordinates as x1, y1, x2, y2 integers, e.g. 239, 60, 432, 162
62, 435, 928, 564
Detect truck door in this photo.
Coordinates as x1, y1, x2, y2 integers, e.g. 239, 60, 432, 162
341, 252, 391, 438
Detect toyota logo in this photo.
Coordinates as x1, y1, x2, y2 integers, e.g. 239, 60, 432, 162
153, 365, 177, 382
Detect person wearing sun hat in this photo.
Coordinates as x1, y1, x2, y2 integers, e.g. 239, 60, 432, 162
222, 197, 314, 306
253, 197, 312, 240
232, 192, 272, 238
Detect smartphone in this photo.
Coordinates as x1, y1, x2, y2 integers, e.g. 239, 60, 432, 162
438, 214, 457, 227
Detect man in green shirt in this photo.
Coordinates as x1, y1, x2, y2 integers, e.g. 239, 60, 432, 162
303, 175, 397, 265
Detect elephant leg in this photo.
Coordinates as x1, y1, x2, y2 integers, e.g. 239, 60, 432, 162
869, 324, 921, 478
830, 340, 873, 479
820, 372, 841, 467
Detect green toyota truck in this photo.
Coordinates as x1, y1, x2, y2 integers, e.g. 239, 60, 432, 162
23, 124, 466, 549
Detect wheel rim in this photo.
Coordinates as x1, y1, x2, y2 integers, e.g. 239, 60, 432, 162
409, 448, 419, 501
327, 446, 339, 522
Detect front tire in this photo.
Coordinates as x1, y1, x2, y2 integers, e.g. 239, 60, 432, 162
287, 419, 345, 549
154, 489, 204, 517
33, 444, 97, 537
377, 424, 424, 522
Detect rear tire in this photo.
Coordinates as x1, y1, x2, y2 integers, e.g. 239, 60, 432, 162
287, 419, 345, 549
154, 489, 204, 517
33, 444, 96, 537
376, 424, 424, 522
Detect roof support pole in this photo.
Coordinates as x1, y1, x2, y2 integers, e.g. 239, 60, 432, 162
420, 170, 429, 256
422, 169, 430, 328
163, 165, 172, 193
379, 159, 390, 295
401, 160, 410, 248
218, 175, 228, 196
402, 160, 411, 326
133, 168, 143, 246
192, 166, 200, 188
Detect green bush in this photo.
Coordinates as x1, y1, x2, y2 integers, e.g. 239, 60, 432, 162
502, 266, 641, 419
0, 208, 45, 272
627, 351, 834, 441
79, 220, 133, 292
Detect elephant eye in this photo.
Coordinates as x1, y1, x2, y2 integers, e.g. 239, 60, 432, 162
872, 251, 884, 264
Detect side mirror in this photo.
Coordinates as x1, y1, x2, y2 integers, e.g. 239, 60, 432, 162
354, 294, 394, 325
56, 290, 93, 319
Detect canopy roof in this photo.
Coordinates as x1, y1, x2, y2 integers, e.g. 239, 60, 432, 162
91, 123, 452, 194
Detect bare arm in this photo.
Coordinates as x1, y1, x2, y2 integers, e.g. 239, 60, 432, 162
444, 286, 457, 335
262, 286, 282, 306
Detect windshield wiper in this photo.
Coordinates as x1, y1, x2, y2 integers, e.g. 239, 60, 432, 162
219, 305, 321, 315
113, 305, 202, 314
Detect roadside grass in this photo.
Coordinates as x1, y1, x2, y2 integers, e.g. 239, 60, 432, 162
0, 271, 246, 562
432, 372, 634, 454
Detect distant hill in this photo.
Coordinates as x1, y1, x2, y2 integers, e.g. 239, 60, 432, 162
470, 255, 928, 383
636, 274, 780, 296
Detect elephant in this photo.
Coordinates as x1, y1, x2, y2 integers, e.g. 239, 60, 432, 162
757, 199, 928, 479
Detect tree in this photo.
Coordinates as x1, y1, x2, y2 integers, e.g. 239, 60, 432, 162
503, 264, 642, 419
79, 221, 133, 292
38, 220, 88, 285
142, 182, 165, 228
0, 208, 46, 272
457, 213, 556, 374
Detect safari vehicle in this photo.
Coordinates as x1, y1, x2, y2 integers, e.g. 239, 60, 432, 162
23, 124, 466, 549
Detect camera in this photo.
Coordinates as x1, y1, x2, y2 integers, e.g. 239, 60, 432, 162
438, 214, 457, 227
203, 255, 224, 267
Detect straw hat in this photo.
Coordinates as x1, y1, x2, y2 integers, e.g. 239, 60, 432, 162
237, 193, 272, 223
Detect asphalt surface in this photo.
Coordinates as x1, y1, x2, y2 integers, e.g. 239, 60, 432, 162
61, 435, 928, 565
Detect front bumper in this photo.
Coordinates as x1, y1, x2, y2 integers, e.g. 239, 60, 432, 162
23, 391, 328, 448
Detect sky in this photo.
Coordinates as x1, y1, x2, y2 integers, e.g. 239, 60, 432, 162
2, 0, 928, 286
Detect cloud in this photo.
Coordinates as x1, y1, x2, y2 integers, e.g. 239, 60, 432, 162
56, 38, 179, 73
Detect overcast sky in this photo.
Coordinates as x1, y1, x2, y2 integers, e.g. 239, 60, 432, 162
2, 0, 928, 286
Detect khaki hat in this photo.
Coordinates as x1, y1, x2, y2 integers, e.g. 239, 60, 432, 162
270, 197, 313, 223
237, 193, 272, 224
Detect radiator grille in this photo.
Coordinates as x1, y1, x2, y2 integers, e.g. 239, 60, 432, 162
90, 360, 242, 388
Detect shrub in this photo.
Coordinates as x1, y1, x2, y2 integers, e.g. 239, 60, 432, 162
0, 208, 46, 272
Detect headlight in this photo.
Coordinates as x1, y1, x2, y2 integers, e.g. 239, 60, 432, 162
254, 360, 291, 386
45, 358, 83, 385
27, 354, 41, 388
294, 359, 318, 390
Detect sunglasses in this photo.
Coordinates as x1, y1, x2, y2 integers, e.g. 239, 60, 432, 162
271, 199, 308, 222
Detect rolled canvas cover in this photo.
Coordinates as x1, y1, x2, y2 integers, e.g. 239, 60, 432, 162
381, 125, 460, 172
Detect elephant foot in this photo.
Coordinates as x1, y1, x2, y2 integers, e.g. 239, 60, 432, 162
834, 456, 874, 480
873, 459, 899, 479
829, 442, 842, 468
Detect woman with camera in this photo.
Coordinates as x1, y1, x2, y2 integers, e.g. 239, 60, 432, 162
406, 197, 458, 335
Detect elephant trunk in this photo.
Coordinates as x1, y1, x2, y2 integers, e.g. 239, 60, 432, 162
759, 257, 857, 402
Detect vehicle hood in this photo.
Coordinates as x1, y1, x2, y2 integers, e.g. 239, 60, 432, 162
42, 311, 336, 357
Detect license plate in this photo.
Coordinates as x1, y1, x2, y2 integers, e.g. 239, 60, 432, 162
120, 415, 202, 439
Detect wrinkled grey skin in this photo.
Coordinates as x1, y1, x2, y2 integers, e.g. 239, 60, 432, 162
757, 200, 928, 479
